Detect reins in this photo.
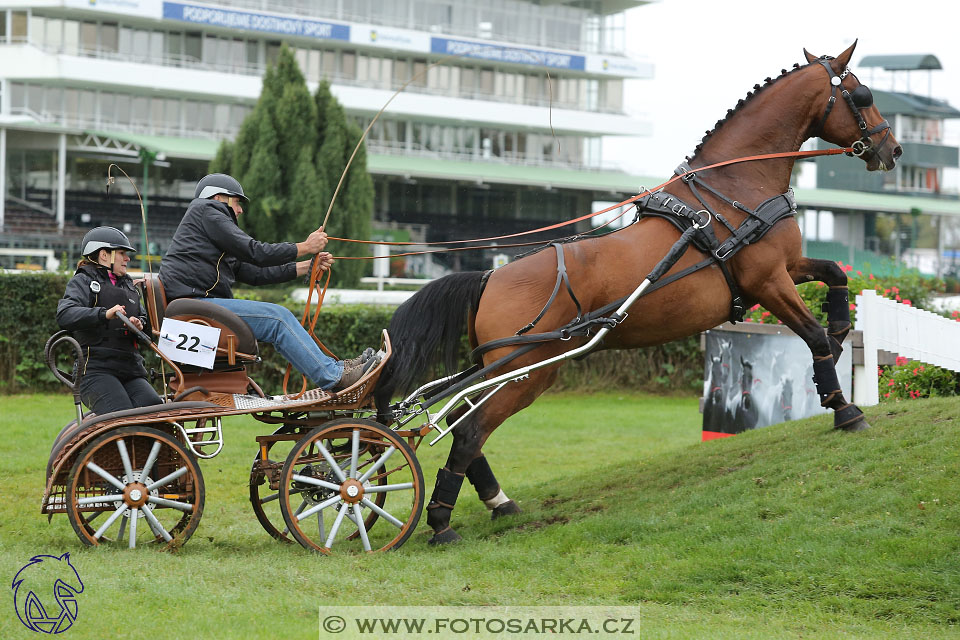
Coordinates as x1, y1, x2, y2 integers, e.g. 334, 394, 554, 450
328, 146, 854, 257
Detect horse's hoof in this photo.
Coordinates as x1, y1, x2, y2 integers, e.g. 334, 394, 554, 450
833, 403, 868, 431
427, 527, 462, 546
837, 416, 870, 432
491, 500, 521, 520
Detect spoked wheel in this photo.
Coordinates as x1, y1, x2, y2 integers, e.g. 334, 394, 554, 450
66, 426, 204, 550
279, 418, 424, 554
249, 424, 304, 543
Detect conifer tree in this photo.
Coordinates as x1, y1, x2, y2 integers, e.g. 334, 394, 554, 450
209, 47, 373, 286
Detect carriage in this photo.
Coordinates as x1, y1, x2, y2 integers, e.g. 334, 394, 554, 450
41, 276, 427, 553
40, 42, 901, 552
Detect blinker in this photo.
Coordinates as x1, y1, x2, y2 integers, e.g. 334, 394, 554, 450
850, 85, 873, 109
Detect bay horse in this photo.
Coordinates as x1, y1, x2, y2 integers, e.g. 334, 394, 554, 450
374, 42, 901, 545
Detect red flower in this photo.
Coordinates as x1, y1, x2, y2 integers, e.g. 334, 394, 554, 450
912, 368, 918, 375
896, 356, 909, 366
903, 299, 911, 306
869, 273, 875, 280
888, 380, 895, 386
849, 303, 856, 311
884, 392, 890, 397
843, 264, 853, 273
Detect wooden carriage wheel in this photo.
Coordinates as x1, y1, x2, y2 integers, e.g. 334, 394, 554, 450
249, 424, 389, 543
66, 426, 204, 550
279, 418, 424, 554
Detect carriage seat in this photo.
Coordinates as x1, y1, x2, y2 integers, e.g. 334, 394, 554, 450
141, 274, 259, 366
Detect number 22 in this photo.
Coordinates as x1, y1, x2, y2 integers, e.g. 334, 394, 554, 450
175, 333, 200, 353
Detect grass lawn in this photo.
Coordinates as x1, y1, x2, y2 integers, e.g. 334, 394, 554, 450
1, 392, 958, 639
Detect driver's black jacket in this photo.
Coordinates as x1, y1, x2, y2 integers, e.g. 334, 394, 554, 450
158, 198, 298, 301
56, 262, 148, 378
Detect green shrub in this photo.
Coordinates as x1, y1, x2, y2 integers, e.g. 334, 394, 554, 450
878, 356, 960, 401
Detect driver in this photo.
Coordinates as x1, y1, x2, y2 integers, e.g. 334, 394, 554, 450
57, 226, 162, 415
158, 173, 377, 391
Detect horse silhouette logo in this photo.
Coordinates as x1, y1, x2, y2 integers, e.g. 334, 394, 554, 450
12, 553, 84, 634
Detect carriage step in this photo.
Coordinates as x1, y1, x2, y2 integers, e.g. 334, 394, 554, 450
174, 418, 224, 459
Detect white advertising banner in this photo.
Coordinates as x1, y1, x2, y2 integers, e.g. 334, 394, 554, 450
64, 0, 163, 19
158, 318, 221, 370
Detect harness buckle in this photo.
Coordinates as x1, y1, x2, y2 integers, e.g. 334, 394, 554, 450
715, 243, 735, 261
692, 209, 712, 230
680, 170, 696, 183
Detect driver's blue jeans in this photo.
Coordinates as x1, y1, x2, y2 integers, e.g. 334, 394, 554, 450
202, 298, 343, 389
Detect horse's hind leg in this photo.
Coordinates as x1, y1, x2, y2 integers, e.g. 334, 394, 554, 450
426, 372, 555, 545
755, 270, 869, 432
443, 405, 521, 521
465, 454, 521, 519
789, 257, 851, 363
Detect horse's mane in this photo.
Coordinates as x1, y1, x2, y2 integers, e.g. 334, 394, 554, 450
687, 59, 821, 161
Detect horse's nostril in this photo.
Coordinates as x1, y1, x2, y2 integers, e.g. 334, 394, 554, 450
893, 145, 903, 159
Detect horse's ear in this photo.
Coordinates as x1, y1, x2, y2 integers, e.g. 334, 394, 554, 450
803, 48, 818, 64
834, 39, 858, 70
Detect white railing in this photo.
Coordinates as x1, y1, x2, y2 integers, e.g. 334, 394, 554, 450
852, 288, 960, 405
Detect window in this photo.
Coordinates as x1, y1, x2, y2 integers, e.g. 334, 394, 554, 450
133, 29, 149, 61
246, 40, 260, 67
45, 18, 63, 51
78, 90, 96, 119
62, 20, 79, 55
118, 27, 134, 57
167, 31, 182, 59
198, 102, 214, 131
341, 51, 356, 78
265, 41, 281, 66
184, 32, 201, 62
28, 85, 44, 113
165, 98, 181, 131
80, 22, 97, 52
29, 15, 45, 47
11, 11, 28, 42
98, 92, 116, 126
150, 31, 164, 61
115, 94, 131, 125
132, 96, 149, 124
10, 83, 26, 110
101, 23, 119, 53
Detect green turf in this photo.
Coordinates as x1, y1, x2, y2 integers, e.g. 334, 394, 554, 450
1, 393, 957, 639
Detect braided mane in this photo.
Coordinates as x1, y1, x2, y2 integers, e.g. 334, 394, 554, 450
687, 60, 819, 162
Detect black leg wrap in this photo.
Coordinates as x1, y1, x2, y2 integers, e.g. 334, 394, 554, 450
427, 467, 464, 542
834, 403, 869, 431
429, 467, 464, 508
812, 356, 842, 407
465, 455, 500, 502
824, 287, 850, 324
824, 287, 852, 360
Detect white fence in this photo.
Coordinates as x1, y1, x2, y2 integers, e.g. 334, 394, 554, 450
853, 289, 960, 405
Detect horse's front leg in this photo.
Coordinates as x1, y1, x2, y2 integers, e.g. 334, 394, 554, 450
789, 257, 851, 363
755, 270, 869, 432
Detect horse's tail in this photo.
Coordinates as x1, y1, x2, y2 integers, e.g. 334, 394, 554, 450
375, 271, 487, 414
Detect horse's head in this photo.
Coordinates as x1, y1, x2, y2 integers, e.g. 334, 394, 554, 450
803, 40, 902, 172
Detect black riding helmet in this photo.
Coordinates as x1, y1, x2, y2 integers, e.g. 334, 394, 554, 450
80, 226, 136, 258
195, 173, 249, 203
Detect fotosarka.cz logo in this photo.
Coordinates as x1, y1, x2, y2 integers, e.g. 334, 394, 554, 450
11, 553, 84, 634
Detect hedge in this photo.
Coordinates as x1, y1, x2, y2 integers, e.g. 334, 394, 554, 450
0, 273, 701, 395
2, 269, 953, 400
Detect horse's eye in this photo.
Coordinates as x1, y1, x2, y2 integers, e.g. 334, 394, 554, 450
851, 85, 873, 109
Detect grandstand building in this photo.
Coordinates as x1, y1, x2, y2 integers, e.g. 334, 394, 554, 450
0, 0, 655, 271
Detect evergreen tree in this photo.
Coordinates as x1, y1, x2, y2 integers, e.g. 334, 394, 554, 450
208, 47, 374, 286
314, 80, 374, 287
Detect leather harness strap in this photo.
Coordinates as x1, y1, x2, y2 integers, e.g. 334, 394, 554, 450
516, 243, 583, 336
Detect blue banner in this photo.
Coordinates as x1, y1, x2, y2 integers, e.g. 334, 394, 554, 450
431, 37, 585, 71
163, 2, 349, 41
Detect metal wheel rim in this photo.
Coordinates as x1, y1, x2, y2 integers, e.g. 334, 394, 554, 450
66, 426, 204, 550
278, 419, 423, 554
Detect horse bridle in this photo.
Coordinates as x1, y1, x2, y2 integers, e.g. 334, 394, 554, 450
814, 58, 891, 159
